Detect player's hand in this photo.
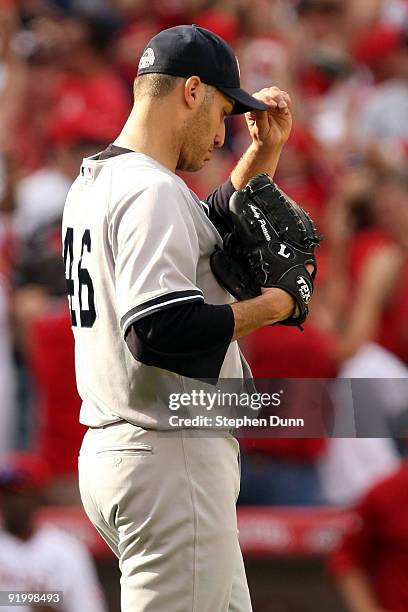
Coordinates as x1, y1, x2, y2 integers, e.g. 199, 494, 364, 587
245, 86, 293, 150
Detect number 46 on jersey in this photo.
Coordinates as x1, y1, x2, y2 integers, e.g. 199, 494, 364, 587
63, 227, 97, 328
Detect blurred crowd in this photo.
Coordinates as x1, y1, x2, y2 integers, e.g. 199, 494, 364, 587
0, 0, 408, 609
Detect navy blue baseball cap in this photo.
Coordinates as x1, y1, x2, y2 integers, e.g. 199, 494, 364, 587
137, 24, 269, 115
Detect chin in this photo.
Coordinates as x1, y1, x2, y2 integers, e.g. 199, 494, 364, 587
178, 160, 206, 172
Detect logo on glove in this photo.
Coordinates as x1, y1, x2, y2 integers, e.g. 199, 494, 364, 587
296, 276, 312, 304
270, 242, 295, 260
248, 204, 272, 241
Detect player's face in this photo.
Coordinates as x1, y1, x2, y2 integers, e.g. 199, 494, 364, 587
0, 489, 40, 534
177, 90, 234, 172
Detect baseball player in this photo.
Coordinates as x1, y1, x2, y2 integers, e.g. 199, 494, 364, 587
63, 25, 297, 612
0, 453, 106, 612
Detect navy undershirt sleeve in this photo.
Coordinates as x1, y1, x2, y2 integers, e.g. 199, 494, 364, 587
205, 178, 236, 238
125, 302, 235, 380
107, 162, 236, 379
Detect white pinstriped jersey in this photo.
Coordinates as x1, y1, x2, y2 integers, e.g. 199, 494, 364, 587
62, 152, 246, 428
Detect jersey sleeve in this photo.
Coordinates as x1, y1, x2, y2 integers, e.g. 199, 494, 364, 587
125, 301, 234, 380
109, 177, 204, 336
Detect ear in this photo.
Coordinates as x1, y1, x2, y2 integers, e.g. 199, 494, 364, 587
184, 76, 205, 110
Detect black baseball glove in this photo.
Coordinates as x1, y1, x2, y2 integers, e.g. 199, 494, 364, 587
210, 173, 322, 327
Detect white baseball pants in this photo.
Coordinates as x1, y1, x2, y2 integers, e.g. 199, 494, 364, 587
78, 421, 252, 612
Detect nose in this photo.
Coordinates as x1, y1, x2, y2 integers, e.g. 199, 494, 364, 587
214, 121, 226, 149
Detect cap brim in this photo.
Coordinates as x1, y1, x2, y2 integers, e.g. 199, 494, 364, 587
217, 86, 269, 114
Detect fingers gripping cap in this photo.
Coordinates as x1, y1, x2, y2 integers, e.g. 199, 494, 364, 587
137, 24, 268, 115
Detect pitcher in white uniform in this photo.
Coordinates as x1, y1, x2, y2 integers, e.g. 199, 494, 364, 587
63, 24, 296, 612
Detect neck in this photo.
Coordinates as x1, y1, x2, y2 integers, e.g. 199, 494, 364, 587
114, 100, 183, 173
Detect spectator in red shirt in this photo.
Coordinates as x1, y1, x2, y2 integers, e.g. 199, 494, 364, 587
238, 320, 337, 506
13, 218, 85, 505
29, 304, 86, 504
46, 13, 130, 147
2, 11, 130, 172
273, 126, 335, 222
328, 460, 408, 612
336, 172, 408, 365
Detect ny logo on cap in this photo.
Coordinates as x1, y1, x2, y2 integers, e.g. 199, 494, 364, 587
139, 48, 155, 70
